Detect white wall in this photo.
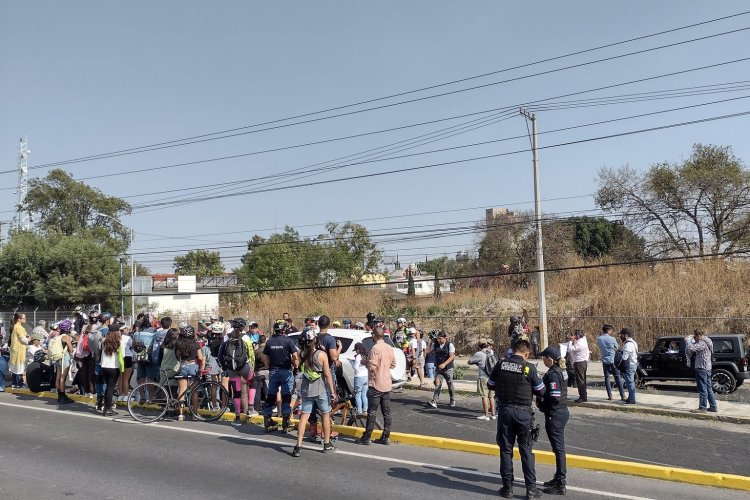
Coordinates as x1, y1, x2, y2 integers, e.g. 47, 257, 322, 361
147, 293, 219, 317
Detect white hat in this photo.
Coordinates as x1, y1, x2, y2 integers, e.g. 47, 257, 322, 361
210, 322, 225, 334
397, 317, 406, 323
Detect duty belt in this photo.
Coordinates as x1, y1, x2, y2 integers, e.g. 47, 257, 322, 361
498, 401, 532, 408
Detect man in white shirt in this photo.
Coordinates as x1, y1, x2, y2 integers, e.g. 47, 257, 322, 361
619, 328, 639, 405
567, 330, 590, 403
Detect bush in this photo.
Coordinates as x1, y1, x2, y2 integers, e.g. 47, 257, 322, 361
453, 364, 467, 381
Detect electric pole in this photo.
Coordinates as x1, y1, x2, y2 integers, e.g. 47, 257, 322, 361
520, 109, 548, 349
16, 137, 31, 231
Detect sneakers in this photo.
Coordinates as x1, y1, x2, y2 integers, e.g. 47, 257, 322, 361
291, 446, 302, 457
449, 400, 456, 407
177, 414, 185, 421
477, 415, 491, 421
322, 442, 336, 453
707, 407, 718, 413
490, 414, 497, 420
231, 417, 242, 427
246, 409, 259, 417
691, 408, 707, 413
428, 400, 437, 408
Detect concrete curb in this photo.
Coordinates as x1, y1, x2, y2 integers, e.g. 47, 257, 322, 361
7, 388, 750, 491
404, 384, 750, 425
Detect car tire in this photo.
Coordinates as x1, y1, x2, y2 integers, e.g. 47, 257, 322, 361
635, 372, 646, 390
735, 379, 744, 388
711, 368, 737, 394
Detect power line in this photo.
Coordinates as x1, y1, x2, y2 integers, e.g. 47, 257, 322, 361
26, 11, 750, 167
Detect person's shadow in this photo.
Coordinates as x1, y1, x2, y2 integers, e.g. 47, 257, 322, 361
387, 466, 499, 496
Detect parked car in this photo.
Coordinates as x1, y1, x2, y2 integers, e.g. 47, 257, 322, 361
288, 328, 407, 398
637, 334, 750, 394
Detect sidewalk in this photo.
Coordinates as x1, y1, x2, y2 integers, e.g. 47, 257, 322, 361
408, 358, 750, 424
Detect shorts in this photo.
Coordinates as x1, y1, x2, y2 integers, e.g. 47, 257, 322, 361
225, 363, 252, 379
300, 392, 331, 414
136, 362, 159, 381
414, 355, 425, 368
123, 356, 133, 369
477, 377, 490, 397
177, 363, 199, 378
208, 357, 221, 376
54, 352, 72, 370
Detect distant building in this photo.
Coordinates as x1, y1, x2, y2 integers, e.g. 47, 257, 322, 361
486, 207, 519, 228
386, 265, 451, 296
133, 274, 238, 317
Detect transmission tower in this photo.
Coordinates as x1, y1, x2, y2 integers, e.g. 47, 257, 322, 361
16, 137, 30, 231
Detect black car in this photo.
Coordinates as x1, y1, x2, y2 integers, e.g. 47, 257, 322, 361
637, 334, 750, 394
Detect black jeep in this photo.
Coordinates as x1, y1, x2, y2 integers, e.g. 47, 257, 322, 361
637, 334, 750, 394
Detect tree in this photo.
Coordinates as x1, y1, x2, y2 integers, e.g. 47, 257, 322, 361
595, 144, 750, 257
173, 250, 225, 278
0, 232, 120, 309
317, 222, 382, 284
570, 216, 647, 260
25, 169, 132, 252
237, 227, 309, 290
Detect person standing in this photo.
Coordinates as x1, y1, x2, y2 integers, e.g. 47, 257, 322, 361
350, 342, 369, 416
100, 329, 124, 416
530, 326, 541, 359
9, 313, 29, 389
467, 338, 496, 420
567, 330, 590, 403
50, 319, 75, 404
408, 330, 426, 386
428, 331, 456, 408
358, 326, 396, 445
261, 320, 299, 432
487, 339, 545, 499
687, 330, 717, 413
597, 324, 625, 402
618, 328, 638, 405
538, 346, 569, 495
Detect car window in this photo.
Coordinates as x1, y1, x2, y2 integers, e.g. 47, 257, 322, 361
657, 339, 679, 353
713, 339, 734, 354
333, 337, 353, 353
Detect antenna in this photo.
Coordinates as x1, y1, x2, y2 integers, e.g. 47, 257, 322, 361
16, 137, 30, 231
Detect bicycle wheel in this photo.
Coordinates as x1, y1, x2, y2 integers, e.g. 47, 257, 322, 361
128, 383, 170, 423
189, 381, 228, 421
346, 411, 382, 430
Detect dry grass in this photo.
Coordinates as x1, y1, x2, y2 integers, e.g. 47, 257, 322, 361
221, 259, 750, 353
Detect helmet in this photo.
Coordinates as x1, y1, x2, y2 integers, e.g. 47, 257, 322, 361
299, 326, 317, 344
180, 324, 196, 337
230, 318, 246, 330
33, 350, 47, 363
98, 312, 112, 323
397, 317, 406, 324
58, 319, 72, 332
343, 319, 351, 325
366, 312, 376, 324
272, 320, 286, 334
210, 322, 225, 334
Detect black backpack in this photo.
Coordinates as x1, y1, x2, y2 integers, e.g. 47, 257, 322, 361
221, 339, 248, 372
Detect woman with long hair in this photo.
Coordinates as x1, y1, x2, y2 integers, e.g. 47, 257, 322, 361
173, 325, 204, 421
9, 313, 29, 389
100, 330, 123, 416
117, 325, 134, 402
350, 342, 369, 416
291, 328, 337, 457
219, 326, 251, 426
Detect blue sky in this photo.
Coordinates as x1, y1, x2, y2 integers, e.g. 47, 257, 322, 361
2, 1, 749, 273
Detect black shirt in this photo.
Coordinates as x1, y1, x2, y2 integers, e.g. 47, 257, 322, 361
263, 335, 299, 370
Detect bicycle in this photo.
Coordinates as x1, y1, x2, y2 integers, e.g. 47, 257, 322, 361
127, 368, 228, 423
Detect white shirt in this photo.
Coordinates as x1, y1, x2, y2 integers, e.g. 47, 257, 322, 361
101, 349, 121, 369
350, 353, 368, 378
408, 339, 426, 358
567, 336, 590, 363
621, 338, 638, 366
120, 334, 133, 358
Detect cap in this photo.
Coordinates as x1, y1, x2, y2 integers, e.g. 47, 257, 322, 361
437, 331, 447, 338
30, 331, 45, 342
209, 315, 219, 321
478, 337, 487, 345
540, 346, 560, 360
408, 327, 417, 334
487, 339, 495, 345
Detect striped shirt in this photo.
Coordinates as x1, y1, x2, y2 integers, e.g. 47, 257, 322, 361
688, 337, 713, 370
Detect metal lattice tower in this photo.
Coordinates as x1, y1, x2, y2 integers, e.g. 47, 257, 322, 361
16, 137, 30, 231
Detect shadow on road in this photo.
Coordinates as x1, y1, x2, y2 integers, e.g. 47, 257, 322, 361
387, 466, 497, 496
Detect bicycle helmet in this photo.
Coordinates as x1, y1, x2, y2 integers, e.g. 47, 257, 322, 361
180, 324, 196, 337
210, 322, 225, 334
98, 311, 112, 323
58, 319, 72, 332
230, 317, 246, 330
299, 326, 317, 345
272, 320, 286, 335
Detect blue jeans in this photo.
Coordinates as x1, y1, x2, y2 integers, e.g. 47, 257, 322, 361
623, 365, 636, 403
0, 355, 8, 391
353, 376, 368, 413
264, 369, 294, 417
425, 362, 436, 380
695, 368, 717, 410
602, 362, 625, 400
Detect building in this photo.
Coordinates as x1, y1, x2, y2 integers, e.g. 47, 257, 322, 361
133, 274, 238, 318
486, 207, 519, 228
386, 265, 451, 296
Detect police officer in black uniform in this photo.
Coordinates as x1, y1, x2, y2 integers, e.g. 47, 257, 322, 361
487, 339, 545, 499
538, 346, 569, 495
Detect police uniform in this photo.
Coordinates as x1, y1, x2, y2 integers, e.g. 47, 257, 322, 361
487, 351, 545, 497
538, 352, 569, 491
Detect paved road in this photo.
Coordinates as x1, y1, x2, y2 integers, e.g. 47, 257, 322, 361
0, 394, 736, 500
388, 388, 750, 476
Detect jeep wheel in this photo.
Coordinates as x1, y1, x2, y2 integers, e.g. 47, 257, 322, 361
635, 372, 646, 390
711, 369, 737, 394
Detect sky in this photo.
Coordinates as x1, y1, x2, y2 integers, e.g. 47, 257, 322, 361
2, 1, 750, 274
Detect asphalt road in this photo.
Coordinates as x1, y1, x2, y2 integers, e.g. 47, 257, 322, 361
0, 394, 737, 500
389, 388, 750, 476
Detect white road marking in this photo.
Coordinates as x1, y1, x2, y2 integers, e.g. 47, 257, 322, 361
0, 400, 656, 499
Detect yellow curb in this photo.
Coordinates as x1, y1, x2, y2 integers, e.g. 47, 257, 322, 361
8, 388, 750, 491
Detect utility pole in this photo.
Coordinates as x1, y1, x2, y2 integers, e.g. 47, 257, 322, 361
520, 109, 548, 349
16, 137, 31, 231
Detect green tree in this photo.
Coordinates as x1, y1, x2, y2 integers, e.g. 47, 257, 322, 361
570, 216, 646, 260
596, 144, 750, 257
173, 250, 225, 278
237, 227, 309, 290
0, 232, 120, 309
25, 169, 132, 252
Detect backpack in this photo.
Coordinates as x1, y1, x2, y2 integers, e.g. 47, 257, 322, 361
48, 335, 65, 362
221, 339, 248, 372
149, 331, 166, 366
614, 339, 633, 372
74, 332, 91, 359
483, 350, 498, 376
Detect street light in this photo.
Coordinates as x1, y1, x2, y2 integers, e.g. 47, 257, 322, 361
93, 212, 135, 324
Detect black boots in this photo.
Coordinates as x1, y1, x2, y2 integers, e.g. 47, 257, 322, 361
96, 394, 104, 413
281, 415, 291, 433
57, 392, 73, 405
543, 476, 566, 495
264, 415, 278, 432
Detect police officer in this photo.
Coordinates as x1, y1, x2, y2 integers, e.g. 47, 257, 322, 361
487, 339, 545, 499
538, 346, 569, 495
261, 320, 299, 432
